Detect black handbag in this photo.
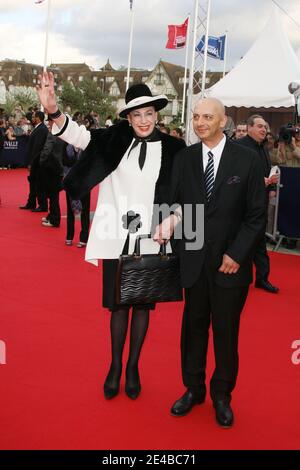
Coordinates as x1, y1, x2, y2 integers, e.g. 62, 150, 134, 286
116, 234, 183, 305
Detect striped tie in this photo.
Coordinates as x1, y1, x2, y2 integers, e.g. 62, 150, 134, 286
204, 150, 214, 201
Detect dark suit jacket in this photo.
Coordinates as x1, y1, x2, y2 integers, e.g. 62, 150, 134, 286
171, 139, 266, 288
39, 133, 66, 194
237, 134, 275, 194
26, 123, 48, 165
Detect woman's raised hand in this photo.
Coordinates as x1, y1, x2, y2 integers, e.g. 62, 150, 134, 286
36, 71, 58, 114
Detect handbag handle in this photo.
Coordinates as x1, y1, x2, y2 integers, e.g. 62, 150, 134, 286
133, 234, 167, 256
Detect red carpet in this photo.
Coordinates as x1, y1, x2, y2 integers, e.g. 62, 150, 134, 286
0, 169, 300, 450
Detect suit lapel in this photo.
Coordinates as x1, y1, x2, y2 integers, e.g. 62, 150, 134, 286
191, 143, 206, 201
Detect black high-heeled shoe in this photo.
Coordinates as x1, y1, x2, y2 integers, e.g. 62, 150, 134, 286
125, 366, 141, 400
125, 382, 141, 400
103, 366, 122, 399
104, 381, 120, 400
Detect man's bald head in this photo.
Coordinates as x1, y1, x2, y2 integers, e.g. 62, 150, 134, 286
193, 97, 225, 117
192, 97, 227, 146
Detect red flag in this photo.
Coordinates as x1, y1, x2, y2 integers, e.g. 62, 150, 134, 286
166, 18, 189, 49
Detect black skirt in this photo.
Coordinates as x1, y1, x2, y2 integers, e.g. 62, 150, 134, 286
102, 259, 155, 311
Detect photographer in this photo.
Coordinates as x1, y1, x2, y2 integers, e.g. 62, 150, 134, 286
277, 125, 300, 168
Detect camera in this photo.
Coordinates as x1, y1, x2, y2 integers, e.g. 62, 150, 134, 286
278, 123, 299, 144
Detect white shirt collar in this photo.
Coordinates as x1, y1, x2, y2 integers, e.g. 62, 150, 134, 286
202, 134, 226, 177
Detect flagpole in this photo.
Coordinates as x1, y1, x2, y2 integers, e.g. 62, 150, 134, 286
43, 0, 52, 72
201, 0, 212, 98
223, 31, 228, 78
126, 1, 135, 91
181, 15, 190, 125
185, 0, 199, 142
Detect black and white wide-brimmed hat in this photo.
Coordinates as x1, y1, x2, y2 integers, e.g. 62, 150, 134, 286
119, 83, 168, 118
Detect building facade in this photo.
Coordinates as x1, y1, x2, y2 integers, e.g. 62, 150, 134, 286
0, 58, 223, 123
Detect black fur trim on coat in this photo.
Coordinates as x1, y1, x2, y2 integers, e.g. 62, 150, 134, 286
63, 120, 186, 205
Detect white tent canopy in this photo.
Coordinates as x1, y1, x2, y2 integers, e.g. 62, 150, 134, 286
204, 7, 300, 108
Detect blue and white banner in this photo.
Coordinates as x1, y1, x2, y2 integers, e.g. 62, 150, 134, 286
196, 35, 226, 60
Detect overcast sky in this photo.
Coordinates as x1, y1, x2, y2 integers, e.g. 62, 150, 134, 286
1, 0, 300, 72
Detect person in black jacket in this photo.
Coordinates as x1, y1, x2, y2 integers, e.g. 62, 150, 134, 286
37, 72, 186, 401
154, 98, 266, 427
19, 111, 48, 211
38, 118, 66, 227
63, 143, 91, 247
238, 115, 279, 294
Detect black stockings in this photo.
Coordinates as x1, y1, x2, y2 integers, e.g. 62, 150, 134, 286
105, 308, 129, 389
105, 307, 150, 388
126, 307, 150, 387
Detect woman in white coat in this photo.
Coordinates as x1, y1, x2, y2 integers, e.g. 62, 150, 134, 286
37, 72, 185, 400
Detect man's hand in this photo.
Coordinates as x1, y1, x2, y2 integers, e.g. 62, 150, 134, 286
153, 215, 176, 245
265, 173, 279, 187
218, 254, 240, 274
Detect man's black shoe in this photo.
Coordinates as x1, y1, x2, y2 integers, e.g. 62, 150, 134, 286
19, 205, 35, 210
31, 207, 47, 212
170, 389, 205, 417
255, 280, 279, 294
214, 400, 234, 428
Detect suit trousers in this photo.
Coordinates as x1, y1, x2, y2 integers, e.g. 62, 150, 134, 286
181, 263, 249, 404
66, 191, 91, 243
47, 191, 61, 227
253, 234, 270, 282
27, 159, 47, 210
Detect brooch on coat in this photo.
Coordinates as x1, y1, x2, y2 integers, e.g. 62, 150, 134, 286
122, 211, 142, 233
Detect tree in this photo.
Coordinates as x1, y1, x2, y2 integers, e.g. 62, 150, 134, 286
4, 87, 38, 115
3, 93, 17, 116
60, 79, 116, 125
59, 80, 84, 113
13, 87, 38, 111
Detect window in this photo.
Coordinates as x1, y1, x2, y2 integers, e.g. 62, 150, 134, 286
110, 84, 120, 96
79, 76, 83, 82
106, 76, 114, 83
179, 77, 188, 84
54, 73, 58, 79
123, 76, 133, 83
33, 69, 37, 75
142, 76, 148, 82
93, 76, 97, 82
67, 76, 72, 81
154, 73, 164, 85
8, 76, 13, 81
33, 78, 36, 84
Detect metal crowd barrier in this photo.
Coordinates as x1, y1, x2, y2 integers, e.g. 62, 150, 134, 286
266, 166, 300, 250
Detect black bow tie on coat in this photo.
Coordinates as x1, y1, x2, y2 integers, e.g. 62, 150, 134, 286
127, 128, 161, 170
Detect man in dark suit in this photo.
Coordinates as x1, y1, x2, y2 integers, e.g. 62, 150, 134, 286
154, 98, 266, 427
238, 115, 279, 293
19, 110, 48, 211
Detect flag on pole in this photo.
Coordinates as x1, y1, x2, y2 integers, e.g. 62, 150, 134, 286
196, 35, 226, 60
35, 0, 46, 4
129, 0, 133, 10
166, 18, 189, 49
